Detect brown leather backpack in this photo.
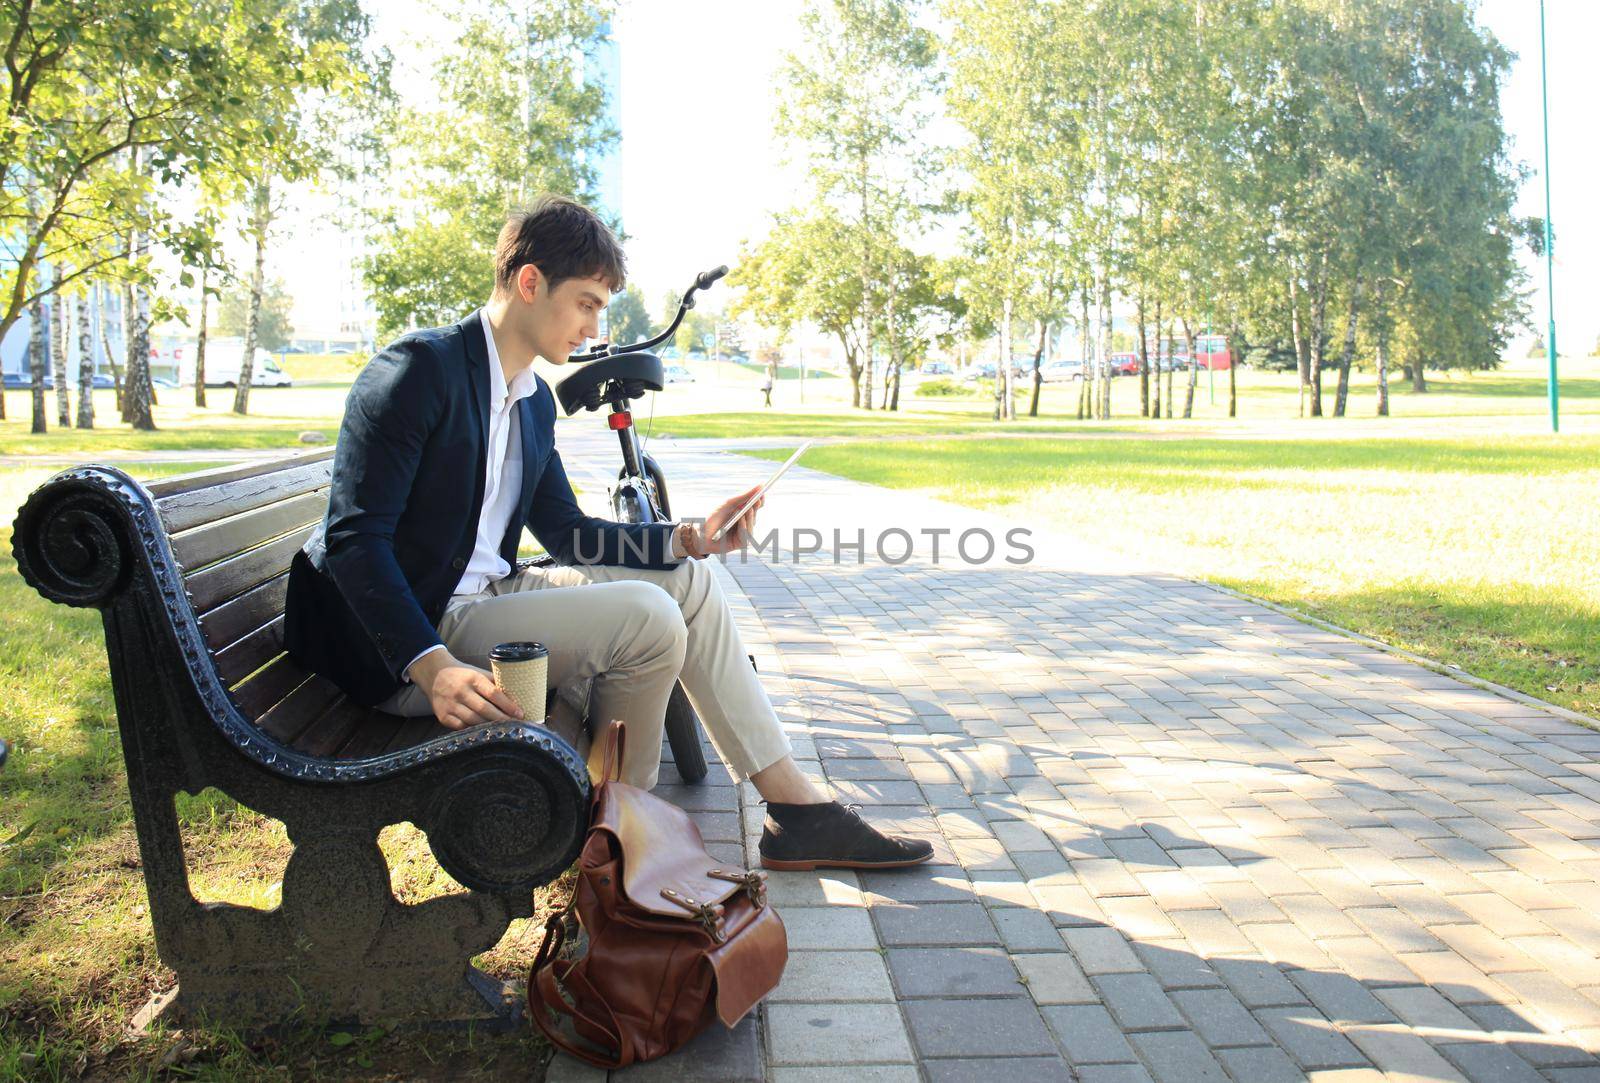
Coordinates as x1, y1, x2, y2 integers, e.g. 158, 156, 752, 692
529, 722, 788, 1069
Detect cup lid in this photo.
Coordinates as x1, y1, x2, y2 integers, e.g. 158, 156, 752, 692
489, 641, 547, 662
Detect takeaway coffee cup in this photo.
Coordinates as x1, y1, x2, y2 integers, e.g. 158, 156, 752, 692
489, 641, 548, 721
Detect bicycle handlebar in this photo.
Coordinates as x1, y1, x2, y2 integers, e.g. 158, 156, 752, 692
695, 265, 728, 292
569, 264, 728, 363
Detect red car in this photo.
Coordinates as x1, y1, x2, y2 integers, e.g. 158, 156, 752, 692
1109, 352, 1140, 376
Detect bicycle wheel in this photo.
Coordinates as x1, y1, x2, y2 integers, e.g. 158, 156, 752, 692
664, 681, 708, 783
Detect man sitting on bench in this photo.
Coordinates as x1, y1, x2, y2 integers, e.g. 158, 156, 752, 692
285, 195, 931, 872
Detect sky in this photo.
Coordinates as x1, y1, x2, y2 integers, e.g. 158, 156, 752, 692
277, 0, 1597, 355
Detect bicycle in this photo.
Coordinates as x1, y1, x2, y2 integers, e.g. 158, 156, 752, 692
549, 265, 730, 783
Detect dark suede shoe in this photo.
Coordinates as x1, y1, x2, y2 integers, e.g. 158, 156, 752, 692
759, 801, 935, 871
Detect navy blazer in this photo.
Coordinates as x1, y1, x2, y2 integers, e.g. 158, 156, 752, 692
285, 311, 678, 706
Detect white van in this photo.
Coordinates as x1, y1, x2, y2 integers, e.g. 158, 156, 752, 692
200, 343, 293, 387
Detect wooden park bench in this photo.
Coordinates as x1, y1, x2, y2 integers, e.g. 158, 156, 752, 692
11, 450, 591, 1029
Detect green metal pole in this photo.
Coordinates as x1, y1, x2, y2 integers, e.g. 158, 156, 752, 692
1539, 0, 1559, 432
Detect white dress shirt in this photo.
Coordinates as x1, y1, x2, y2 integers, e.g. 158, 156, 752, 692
404, 311, 540, 680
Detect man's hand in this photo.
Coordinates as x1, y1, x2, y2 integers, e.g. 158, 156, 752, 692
689, 485, 766, 556
410, 650, 524, 729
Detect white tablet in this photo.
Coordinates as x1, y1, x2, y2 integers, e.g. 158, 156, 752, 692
709, 440, 815, 543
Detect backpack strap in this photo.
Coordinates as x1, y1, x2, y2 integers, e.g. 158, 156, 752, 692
528, 908, 630, 1069
602, 720, 626, 783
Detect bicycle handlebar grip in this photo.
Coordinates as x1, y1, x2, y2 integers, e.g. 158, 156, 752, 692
695, 265, 729, 291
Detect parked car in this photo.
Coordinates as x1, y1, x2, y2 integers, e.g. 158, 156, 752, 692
664, 363, 695, 384
963, 361, 998, 381
4, 371, 116, 390
203, 345, 293, 387
920, 360, 953, 376
1041, 360, 1087, 382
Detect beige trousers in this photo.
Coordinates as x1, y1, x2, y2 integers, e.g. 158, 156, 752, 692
379, 557, 791, 788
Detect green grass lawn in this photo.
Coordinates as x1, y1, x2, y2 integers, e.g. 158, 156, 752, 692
660, 357, 1600, 439
745, 433, 1600, 721
0, 386, 349, 457
0, 462, 563, 1078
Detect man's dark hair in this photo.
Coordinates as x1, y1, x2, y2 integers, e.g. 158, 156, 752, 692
494, 195, 626, 296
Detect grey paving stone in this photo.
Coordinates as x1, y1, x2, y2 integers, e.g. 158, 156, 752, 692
1015, 952, 1098, 1004
766, 1002, 915, 1066
1254, 1006, 1369, 1071
858, 866, 972, 904
994, 906, 1069, 951
1288, 969, 1398, 1026
770, 950, 895, 1003
1129, 1030, 1231, 1083
1213, 958, 1310, 1009
1345, 1026, 1472, 1083
886, 946, 1024, 998
1075, 1066, 1156, 1083
781, 905, 879, 950
1215, 1045, 1307, 1083
1171, 987, 1271, 1048
771, 1068, 920, 1083
922, 1057, 1073, 1082
874, 901, 999, 947
1041, 1004, 1138, 1065
903, 997, 1056, 1059
1092, 972, 1186, 1031
608, 1014, 760, 1081
1134, 940, 1224, 990
1062, 926, 1143, 974
1435, 1040, 1547, 1083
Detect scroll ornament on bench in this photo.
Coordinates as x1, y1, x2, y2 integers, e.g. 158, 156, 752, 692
530, 721, 788, 1068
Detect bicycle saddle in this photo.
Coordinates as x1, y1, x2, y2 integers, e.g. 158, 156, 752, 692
554, 351, 665, 415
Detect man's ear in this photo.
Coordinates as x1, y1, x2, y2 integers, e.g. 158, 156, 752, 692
517, 264, 543, 303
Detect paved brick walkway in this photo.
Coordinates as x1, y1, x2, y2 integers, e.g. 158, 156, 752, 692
552, 434, 1600, 1083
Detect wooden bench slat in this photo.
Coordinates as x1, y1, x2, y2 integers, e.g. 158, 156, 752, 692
214, 617, 285, 687
289, 702, 370, 759
382, 714, 451, 755
170, 489, 328, 573
150, 452, 335, 534
197, 573, 289, 655
185, 526, 314, 614
255, 676, 347, 744
230, 655, 313, 721
335, 710, 415, 761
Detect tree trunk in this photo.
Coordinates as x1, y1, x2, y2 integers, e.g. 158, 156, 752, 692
996, 295, 1015, 422
1077, 286, 1089, 421
52, 289, 70, 427
1098, 273, 1112, 419
1290, 274, 1308, 417
100, 282, 123, 412
1410, 356, 1426, 393
1151, 299, 1162, 418
1028, 318, 1046, 417
1137, 293, 1150, 418
195, 265, 209, 408
28, 278, 47, 434
1332, 278, 1362, 417
1307, 255, 1328, 418
1181, 316, 1199, 419
1164, 319, 1174, 420
1227, 319, 1239, 418
1374, 282, 1390, 417
234, 179, 272, 416
125, 279, 155, 430
75, 292, 94, 428
842, 336, 862, 409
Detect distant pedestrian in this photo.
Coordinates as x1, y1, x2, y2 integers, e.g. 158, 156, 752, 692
761, 372, 774, 408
